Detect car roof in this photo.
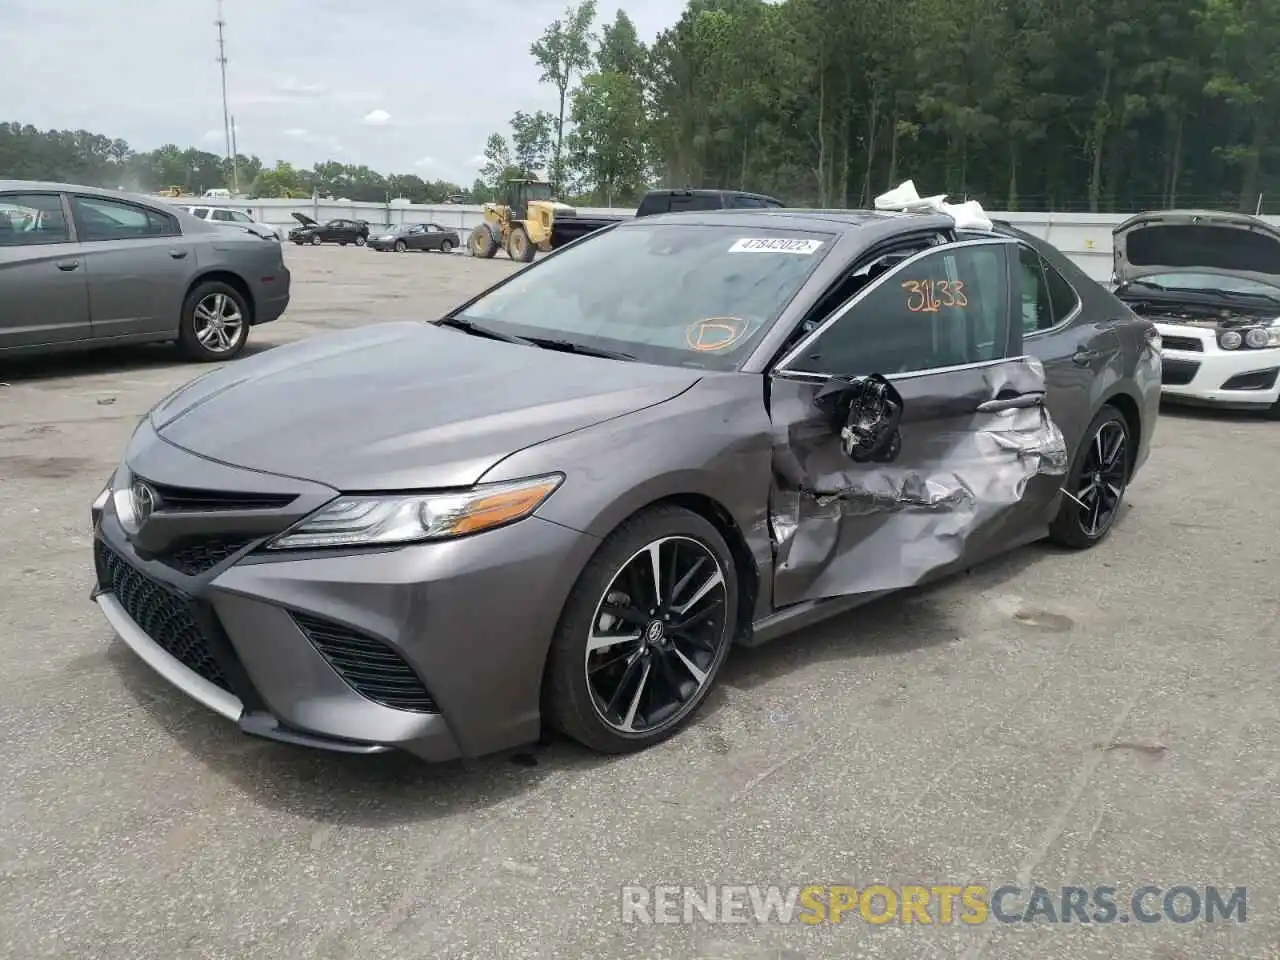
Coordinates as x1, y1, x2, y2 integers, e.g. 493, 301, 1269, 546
0, 179, 162, 203
619, 207, 959, 236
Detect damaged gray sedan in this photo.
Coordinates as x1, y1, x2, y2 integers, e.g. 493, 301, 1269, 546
91, 206, 1161, 762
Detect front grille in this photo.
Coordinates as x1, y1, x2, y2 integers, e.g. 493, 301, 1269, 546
96, 540, 230, 691
1161, 358, 1200, 386
162, 536, 256, 576
291, 612, 438, 713
142, 480, 296, 513
1161, 335, 1203, 352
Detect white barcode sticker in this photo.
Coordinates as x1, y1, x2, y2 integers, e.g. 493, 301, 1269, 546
728, 237, 824, 254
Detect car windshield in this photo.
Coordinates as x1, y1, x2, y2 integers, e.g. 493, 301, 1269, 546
1130, 271, 1280, 298
452, 223, 833, 370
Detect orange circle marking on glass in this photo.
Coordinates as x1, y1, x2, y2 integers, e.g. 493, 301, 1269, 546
686, 317, 747, 352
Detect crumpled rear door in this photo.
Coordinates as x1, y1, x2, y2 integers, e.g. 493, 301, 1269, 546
769, 356, 1068, 607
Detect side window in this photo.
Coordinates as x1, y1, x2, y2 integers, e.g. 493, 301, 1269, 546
1042, 258, 1080, 324
668, 194, 722, 213
72, 196, 177, 241
211, 209, 234, 221
229, 211, 251, 222
786, 243, 1011, 376
731, 195, 768, 209
0, 193, 70, 246
425, 224, 439, 232
1017, 243, 1053, 333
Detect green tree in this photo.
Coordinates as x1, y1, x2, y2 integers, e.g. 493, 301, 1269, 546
568, 71, 649, 205
530, 0, 598, 191
510, 109, 555, 176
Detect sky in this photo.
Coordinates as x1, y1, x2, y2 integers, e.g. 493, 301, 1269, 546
0, 0, 688, 186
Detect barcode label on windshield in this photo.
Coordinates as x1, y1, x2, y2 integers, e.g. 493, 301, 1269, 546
728, 238, 824, 254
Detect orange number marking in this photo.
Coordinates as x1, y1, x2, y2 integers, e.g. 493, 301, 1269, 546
902, 279, 968, 311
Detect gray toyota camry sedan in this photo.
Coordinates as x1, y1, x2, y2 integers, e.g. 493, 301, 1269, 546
91, 207, 1161, 762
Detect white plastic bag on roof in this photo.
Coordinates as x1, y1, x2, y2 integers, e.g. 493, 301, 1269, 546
874, 180, 993, 232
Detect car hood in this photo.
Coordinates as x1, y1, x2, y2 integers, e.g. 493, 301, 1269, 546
1113, 209, 1280, 285
149, 321, 701, 491
291, 212, 318, 226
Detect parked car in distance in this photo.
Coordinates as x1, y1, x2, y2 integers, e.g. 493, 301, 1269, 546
0, 180, 290, 361
184, 205, 285, 241
550, 188, 785, 248
91, 203, 1158, 765
368, 222, 460, 253
288, 214, 370, 246
1111, 209, 1280, 417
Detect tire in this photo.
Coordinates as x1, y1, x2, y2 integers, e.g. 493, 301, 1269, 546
394, 240, 407, 252
543, 506, 739, 754
310, 235, 322, 246
469, 224, 497, 258
355, 235, 367, 246
440, 239, 454, 254
508, 227, 535, 263
1048, 406, 1131, 549
177, 280, 250, 362
293, 240, 304, 246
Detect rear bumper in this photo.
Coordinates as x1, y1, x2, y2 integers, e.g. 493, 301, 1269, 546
252, 267, 291, 325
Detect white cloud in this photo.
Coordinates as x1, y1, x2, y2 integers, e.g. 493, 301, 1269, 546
468, 154, 487, 167
201, 129, 224, 144
361, 108, 391, 126
274, 76, 327, 97
282, 128, 310, 138
415, 156, 435, 168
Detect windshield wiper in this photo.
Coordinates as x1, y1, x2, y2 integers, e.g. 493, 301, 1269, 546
435, 316, 534, 345
522, 336, 637, 361
1189, 287, 1280, 304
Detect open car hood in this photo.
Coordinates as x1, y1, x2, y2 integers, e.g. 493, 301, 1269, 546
1112, 210, 1280, 285
291, 212, 318, 227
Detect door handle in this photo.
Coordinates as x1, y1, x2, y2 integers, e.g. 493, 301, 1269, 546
169, 248, 188, 259
1072, 348, 1102, 365
55, 259, 80, 271
976, 392, 1044, 413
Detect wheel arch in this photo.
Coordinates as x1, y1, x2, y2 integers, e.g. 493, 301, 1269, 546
186, 270, 255, 324
1098, 389, 1142, 477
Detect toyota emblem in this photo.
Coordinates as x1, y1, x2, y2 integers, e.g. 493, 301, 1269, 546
130, 481, 157, 525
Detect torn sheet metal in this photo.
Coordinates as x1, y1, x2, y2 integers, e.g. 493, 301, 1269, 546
769, 356, 1067, 606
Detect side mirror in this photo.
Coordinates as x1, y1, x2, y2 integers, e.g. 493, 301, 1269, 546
813, 373, 904, 463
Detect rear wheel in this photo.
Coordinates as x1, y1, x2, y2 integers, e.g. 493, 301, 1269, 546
394, 239, 407, 252
1048, 406, 1130, 548
440, 239, 454, 254
543, 506, 738, 754
355, 235, 366, 246
177, 281, 249, 362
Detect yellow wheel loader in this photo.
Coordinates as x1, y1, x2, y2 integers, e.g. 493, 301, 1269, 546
468, 179, 573, 263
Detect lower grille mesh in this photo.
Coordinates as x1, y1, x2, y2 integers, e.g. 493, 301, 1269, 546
97, 541, 230, 691
291, 612, 438, 713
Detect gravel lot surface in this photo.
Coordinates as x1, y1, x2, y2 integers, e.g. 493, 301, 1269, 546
1, 244, 1276, 959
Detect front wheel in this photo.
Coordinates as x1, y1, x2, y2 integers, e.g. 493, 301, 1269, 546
469, 224, 497, 258
543, 506, 739, 754
440, 239, 454, 254
355, 235, 366, 246
177, 281, 249, 362
508, 227, 535, 262
310, 234, 322, 246
394, 240, 407, 253
1048, 406, 1131, 548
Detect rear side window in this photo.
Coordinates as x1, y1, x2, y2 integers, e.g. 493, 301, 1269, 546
1043, 259, 1080, 323
0, 193, 70, 245
1016, 244, 1053, 333
668, 194, 724, 213
731, 196, 769, 209
73, 196, 179, 241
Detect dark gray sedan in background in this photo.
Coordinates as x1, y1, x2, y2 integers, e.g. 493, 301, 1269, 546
367, 221, 460, 253
91, 207, 1160, 763
0, 181, 290, 361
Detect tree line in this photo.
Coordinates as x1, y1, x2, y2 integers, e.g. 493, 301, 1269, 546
5, 0, 1279, 212
485, 0, 1280, 213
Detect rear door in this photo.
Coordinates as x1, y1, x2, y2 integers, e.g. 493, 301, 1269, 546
0, 190, 92, 349
70, 194, 192, 339
1017, 241, 1119, 452
767, 237, 1067, 606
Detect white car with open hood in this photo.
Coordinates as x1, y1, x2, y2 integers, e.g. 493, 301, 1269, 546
1112, 210, 1280, 416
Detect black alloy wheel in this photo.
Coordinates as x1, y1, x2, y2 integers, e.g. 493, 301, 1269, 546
544, 506, 738, 753
1049, 407, 1130, 548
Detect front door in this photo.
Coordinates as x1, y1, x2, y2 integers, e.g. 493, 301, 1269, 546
70, 194, 192, 339
767, 238, 1069, 607
0, 191, 92, 350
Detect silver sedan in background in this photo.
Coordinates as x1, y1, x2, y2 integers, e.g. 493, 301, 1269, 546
0, 181, 291, 362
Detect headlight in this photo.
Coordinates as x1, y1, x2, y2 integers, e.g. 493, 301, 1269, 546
1219, 329, 1243, 349
1244, 325, 1280, 348
266, 473, 564, 550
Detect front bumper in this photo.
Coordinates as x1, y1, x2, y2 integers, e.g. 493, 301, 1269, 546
1156, 324, 1280, 409
91, 430, 599, 761
366, 239, 398, 251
